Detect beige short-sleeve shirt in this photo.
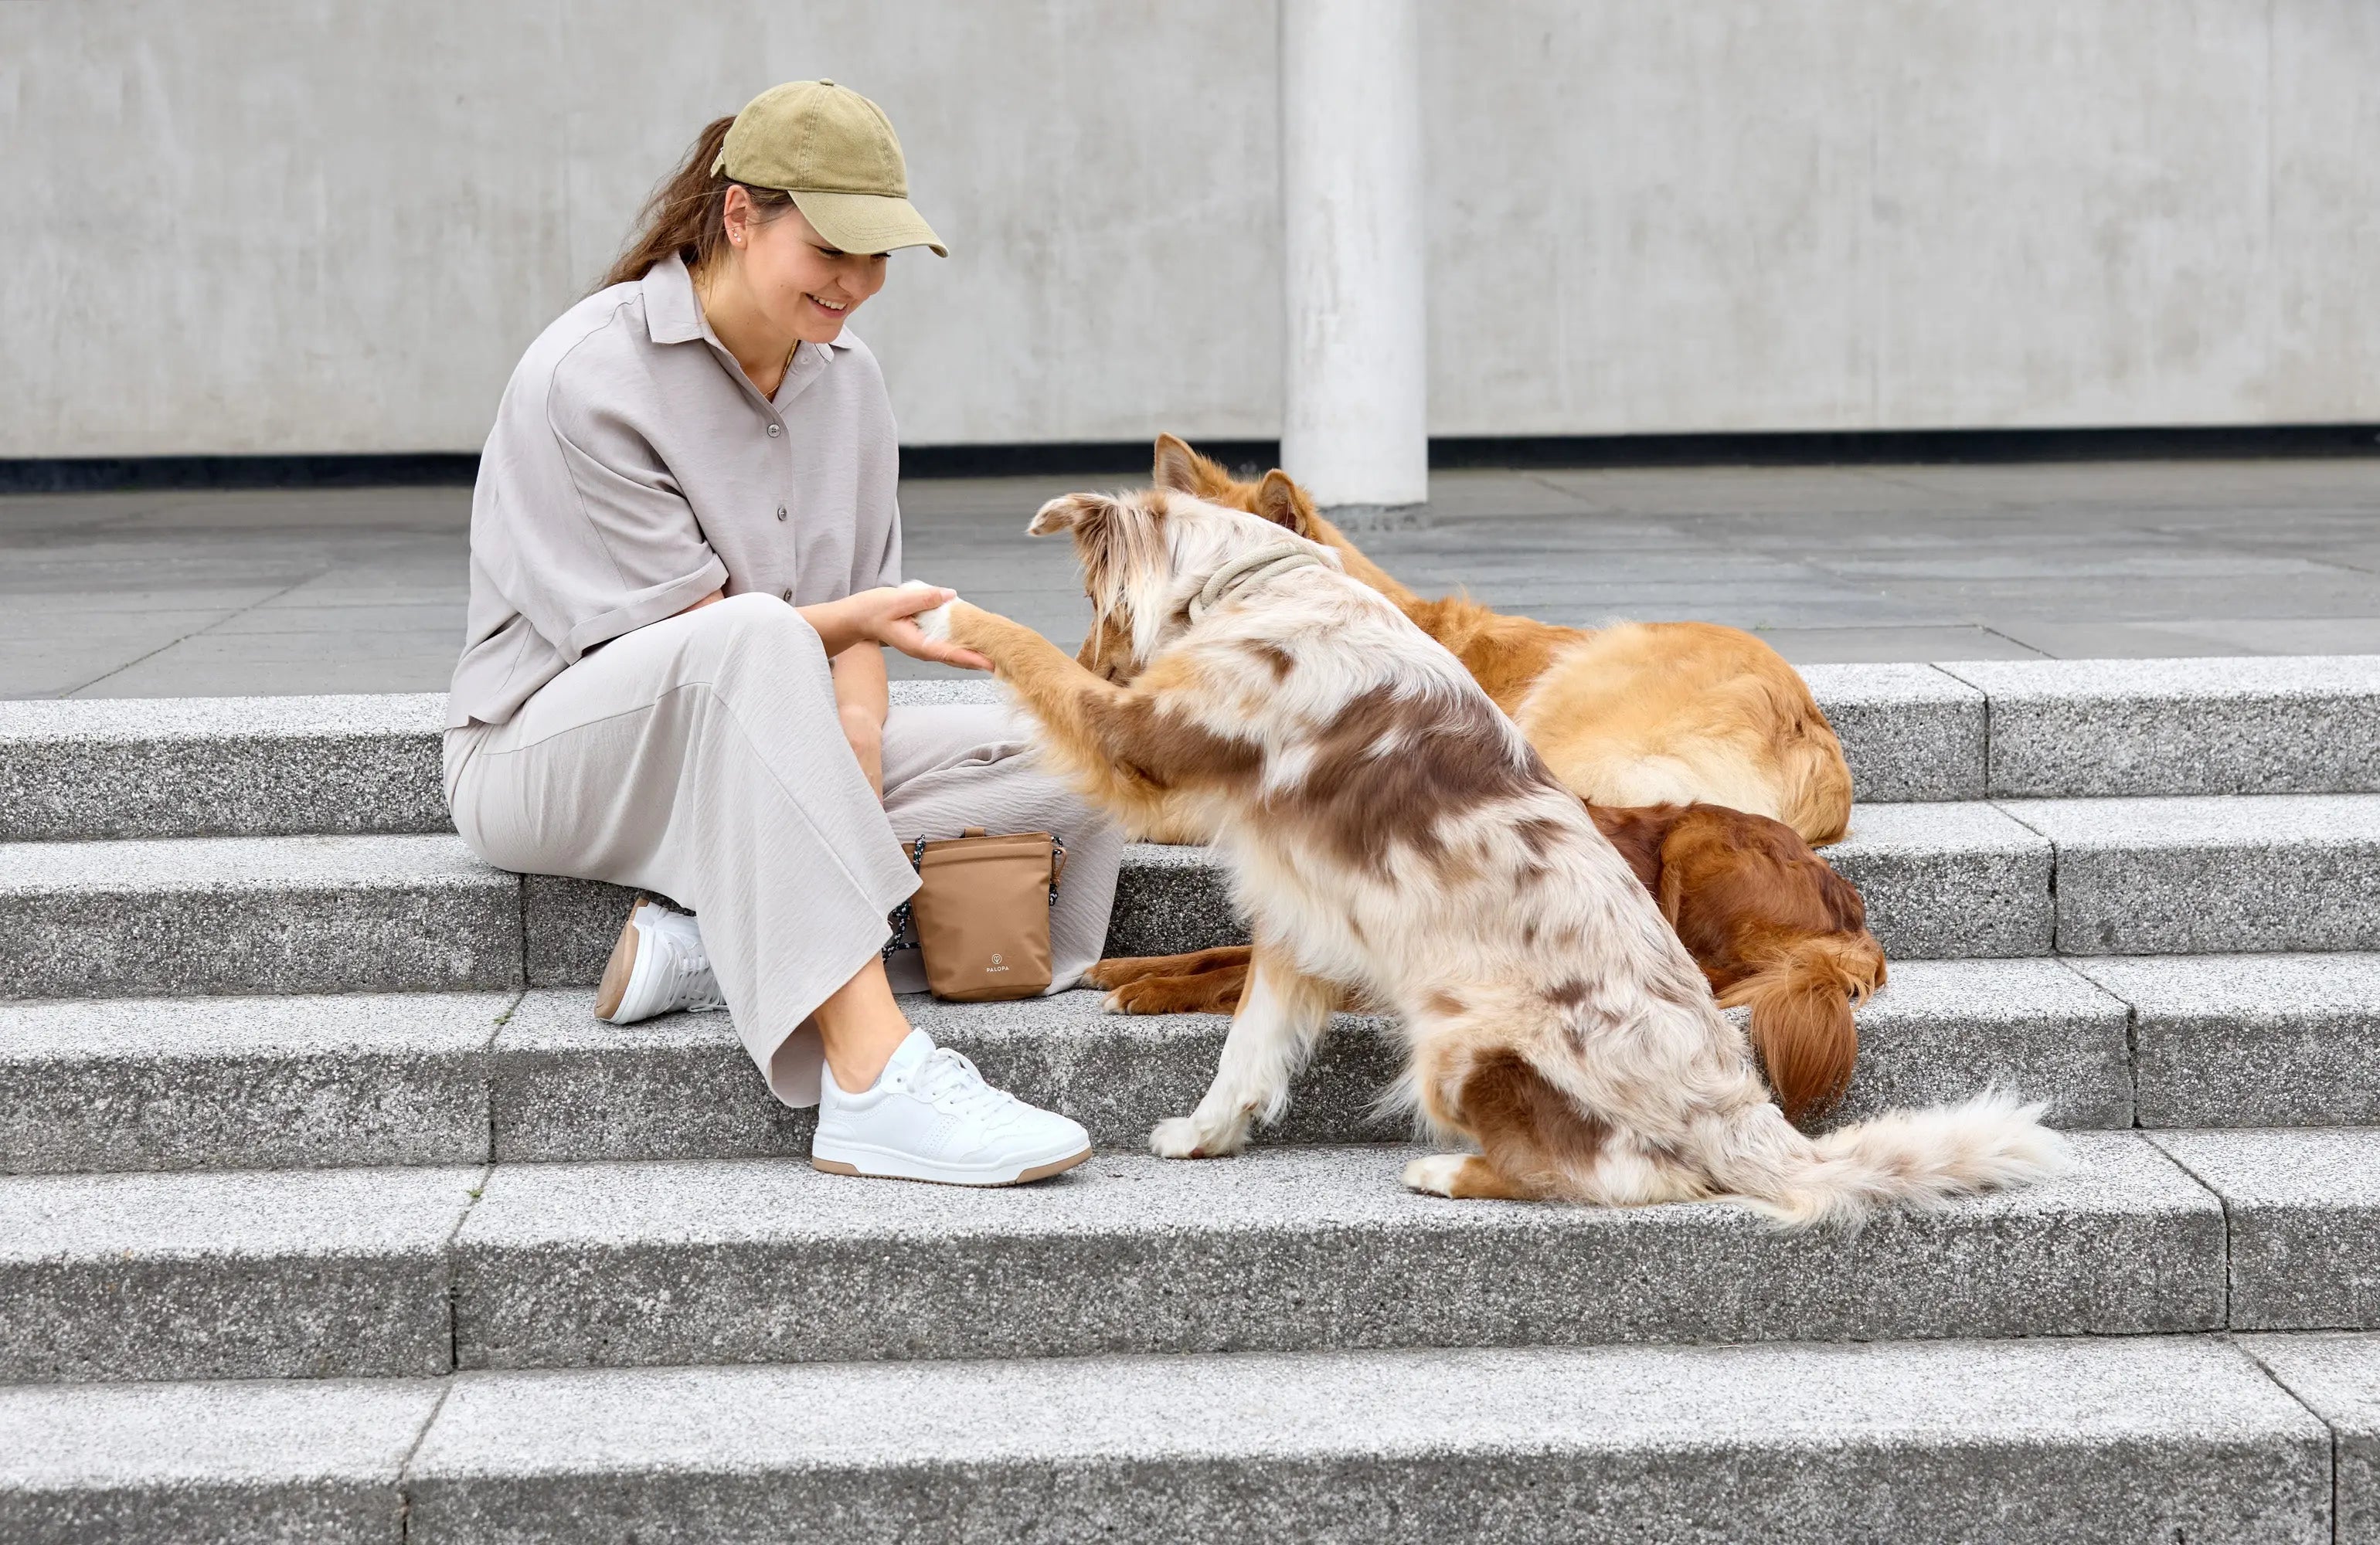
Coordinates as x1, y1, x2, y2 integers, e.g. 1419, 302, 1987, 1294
449, 252, 902, 727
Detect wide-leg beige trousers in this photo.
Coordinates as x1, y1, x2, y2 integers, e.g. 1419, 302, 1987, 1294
443, 593, 1122, 1107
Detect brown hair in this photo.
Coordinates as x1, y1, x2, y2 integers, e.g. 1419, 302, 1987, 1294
600, 116, 796, 290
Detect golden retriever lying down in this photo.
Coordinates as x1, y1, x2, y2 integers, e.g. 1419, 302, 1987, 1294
913, 488, 2066, 1223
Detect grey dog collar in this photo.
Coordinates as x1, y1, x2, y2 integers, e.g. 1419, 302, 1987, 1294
1187, 542, 1329, 624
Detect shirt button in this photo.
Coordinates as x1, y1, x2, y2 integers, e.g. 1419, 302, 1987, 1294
780, 588, 793, 603
776, 504, 787, 521
767, 423, 782, 438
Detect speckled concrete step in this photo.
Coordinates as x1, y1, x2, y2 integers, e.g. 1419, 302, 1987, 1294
0, 1135, 2225, 1384
444, 1135, 2214, 1374
0, 692, 452, 841
2072, 954, 2380, 1127
3, 959, 2147, 1174
1943, 655, 2380, 798
0, 1335, 2336, 1543
0, 1163, 481, 1383
7, 657, 2376, 841
2150, 1129, 2380, 1331
9, 798, 2375, 1000
2006, 794, 2380, 954
0, 834, 521, 1000
2242, 1331, 2380, 1541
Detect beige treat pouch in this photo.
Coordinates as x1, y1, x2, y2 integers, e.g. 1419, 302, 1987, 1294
886, 828, 1067, 1003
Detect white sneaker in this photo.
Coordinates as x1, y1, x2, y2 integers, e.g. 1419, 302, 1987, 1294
812, 1030, 1092, 1186
593, 899, 726, 1024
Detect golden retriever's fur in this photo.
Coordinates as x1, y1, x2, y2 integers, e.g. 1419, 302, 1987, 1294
1100, 436, 1856, 847
920, 488, 2063, 1221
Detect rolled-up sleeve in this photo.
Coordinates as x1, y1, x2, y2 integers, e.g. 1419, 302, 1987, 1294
477, 346, 729, 666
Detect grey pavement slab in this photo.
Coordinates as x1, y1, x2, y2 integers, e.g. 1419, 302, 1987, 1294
1943, 655, 2380, 797
1821, 800, 2055, 958
404, 1335, 2329, 1543
1757, 623, 2048, 664
2151, 1129, 2380, 1331
0, 1374, 437, 1545
0, 691, 449, 840
8, 460, 2380, 701
2245, 1332, 2380, 1545
2006, 793, 2380, 954
450, 1136, 2212, 1371
2074, 954, 2380, 1126
0, 991, 512, 1173
0, 1163, 481, 1382
0, 833, 522, 998
1798, 661, 1985, 801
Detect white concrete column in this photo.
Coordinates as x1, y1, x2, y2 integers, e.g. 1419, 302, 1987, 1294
1279, 0, 1428, 514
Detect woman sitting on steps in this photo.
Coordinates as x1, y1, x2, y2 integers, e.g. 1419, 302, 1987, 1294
443, 82, 1117, 1187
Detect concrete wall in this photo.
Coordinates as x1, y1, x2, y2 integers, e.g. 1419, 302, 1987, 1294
4, 0, 2375, 457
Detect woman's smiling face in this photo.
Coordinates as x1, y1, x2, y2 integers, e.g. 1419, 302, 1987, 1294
725, 188, 889, 344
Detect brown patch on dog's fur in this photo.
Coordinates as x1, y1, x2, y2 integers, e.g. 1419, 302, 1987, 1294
1436, 1048, 1614, 1200
1282, 686, 1542, 875
1248, 641, 1297, 681
1086, 689, 1263, 793
1543, 978, 1593, 1009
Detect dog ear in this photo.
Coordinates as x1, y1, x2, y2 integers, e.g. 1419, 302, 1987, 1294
1253, 470, 1316, 537
1151, 434, 1202, 494
1028, 492, 1120, 537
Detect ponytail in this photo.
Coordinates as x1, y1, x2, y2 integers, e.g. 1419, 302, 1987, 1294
599, 116, 795, 290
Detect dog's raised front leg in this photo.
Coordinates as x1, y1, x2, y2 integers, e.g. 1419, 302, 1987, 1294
1150, 946, 1334, 1158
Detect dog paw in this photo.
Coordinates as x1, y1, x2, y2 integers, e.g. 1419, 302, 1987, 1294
901, 580, 956, 641
1101, 980, 1171, 1015
1402, 1154, 1472, 1197
1149, 1115, 1239, 1160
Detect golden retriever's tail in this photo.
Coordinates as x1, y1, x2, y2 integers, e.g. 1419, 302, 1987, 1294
1712, 1091, 2071, 1229
1720, 932, 1885, 1123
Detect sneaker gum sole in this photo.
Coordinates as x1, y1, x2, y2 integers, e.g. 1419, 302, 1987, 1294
592, 911, 642, 1021
811, 1146, 1093, 1187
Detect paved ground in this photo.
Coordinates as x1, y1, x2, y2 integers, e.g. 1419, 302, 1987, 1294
4, 457, 2378, 698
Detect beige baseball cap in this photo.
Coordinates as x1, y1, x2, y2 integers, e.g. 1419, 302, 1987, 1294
713, 80, 947, 257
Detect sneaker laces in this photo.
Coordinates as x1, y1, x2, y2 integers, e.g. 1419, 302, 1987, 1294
660, 935, 726, 1014
907, 1048, 1020, 1123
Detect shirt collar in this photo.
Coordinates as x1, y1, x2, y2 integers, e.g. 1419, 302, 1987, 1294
641, 252, 859, 354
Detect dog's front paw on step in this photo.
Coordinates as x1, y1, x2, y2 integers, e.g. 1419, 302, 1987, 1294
1149, 1115, 1238, 1160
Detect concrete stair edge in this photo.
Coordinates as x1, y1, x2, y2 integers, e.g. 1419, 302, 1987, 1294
19, 953, 2380, 1175
0, 1333, 2355, 1543
12, 793, 2380, 999
7, 656, 2380, 840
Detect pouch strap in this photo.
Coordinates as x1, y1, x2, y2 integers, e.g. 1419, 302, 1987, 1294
880, 834, 934, 960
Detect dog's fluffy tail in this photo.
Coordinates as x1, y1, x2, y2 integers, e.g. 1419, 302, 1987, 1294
1720, 932, 1885, 1124
1713, 1090, 2071, 1229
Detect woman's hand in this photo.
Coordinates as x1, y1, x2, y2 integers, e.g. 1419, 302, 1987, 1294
808, 585, 991, 671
